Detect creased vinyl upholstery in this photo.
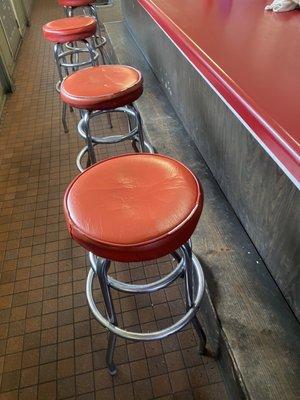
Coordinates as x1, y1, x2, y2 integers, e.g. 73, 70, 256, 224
60, 65, 143, 110
64, 154, 203, 262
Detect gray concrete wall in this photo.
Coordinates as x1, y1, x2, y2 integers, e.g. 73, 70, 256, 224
122, 0, 300, 320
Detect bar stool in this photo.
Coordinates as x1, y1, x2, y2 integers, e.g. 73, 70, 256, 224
64, 153, 207, 375
60, 65, 154, 171
43, 16, 99, 133
58, 0, 107, 64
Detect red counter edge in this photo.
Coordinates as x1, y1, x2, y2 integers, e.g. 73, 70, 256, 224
137, 0, 300, 187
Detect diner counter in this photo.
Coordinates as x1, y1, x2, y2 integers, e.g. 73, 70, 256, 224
137, 0, 300, 186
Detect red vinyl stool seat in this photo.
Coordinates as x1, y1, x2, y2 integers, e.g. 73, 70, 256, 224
42, 16, 96, 43
58, 0, 92, 6
60, 65, 143, 110
64, 153, 203, 262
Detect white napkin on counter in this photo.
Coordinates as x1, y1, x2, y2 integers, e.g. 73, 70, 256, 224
265, 0, 300, 12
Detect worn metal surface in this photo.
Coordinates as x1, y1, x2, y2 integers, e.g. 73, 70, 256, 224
105, 18, 300, 400
121, 0, 300, 321
96, 0, 122, 23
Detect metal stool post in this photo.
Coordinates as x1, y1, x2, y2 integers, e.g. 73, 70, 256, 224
183, 243, 207, 353
87, 244, 206, 375
96, 258, 118, 375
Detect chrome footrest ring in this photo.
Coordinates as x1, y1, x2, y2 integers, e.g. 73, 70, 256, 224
86, 250, 205, 341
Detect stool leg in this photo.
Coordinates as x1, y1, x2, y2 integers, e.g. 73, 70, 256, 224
89, 4, 105, 34
128, 110, 133, 140
83, 39, 97, 67
59, 43, 74, 111
96, 258, 118, 375
59, 43, 70, 78
99, 46, 106, 65
128, 109, 139, 153
54, 44, 69, 133
65, 6, 73, 17
62, 102, 69, 134
106, 112, 113, 129
70, 41, 79, 73
59, 42, 74, 119
54, 44, 64, 85
81, 110, 97, 166
106, 331, 117, 376
91, 35, 106, 65
183, 243, 207, 354
133, 106, 146, 152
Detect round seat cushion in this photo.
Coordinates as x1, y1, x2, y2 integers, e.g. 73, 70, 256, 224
43, 16, 96, 43
64, 154, 203, 262
58, 0, 92, 6
60, 65, 143, 110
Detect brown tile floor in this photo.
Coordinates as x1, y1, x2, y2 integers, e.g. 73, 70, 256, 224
0, 0, 229, 399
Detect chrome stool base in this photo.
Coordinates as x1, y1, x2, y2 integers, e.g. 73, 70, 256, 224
76, 105, 155, 172
86, 243, 206, 375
